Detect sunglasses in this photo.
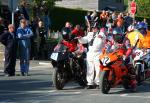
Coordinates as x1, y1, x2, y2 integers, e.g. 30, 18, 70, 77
21, 21, 26, 23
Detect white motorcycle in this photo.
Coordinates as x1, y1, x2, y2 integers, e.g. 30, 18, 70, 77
133, 48, 150, 84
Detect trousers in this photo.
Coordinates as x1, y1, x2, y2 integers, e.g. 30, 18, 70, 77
86, 53, 100, 85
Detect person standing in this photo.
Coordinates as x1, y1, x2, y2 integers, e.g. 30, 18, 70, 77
0, 24, 17, 76
0, 17, 5, 35
79, 27, 106, 89
17, 19, 33, 76
37, 21, 47, 59
43, 11, 51, 38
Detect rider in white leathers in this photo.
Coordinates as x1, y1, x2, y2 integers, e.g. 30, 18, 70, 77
78, 27, 106, 89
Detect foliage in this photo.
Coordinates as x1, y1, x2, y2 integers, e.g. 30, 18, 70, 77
50, 7, 87, 31
32, 0, 55, 12
136, 0, 150, 17
20, 0, 55, 17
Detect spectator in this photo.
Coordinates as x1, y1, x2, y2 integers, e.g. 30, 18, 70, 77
43, 11, 51, 38
115, 20, 126, 34
111, 12, 117, 21
116, 14, 124, 27
143, 18, 148, 30
0, 17, 5, 35
100, 10, 107, 27
20, 1, 29, 20
0, 24, 17, 76
37, 20, 47, 59
17, 19, 33, 76
124, 13, 133, 30
30, 16, 39, 59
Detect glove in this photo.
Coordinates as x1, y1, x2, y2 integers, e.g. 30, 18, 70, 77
123, 55, 126, 61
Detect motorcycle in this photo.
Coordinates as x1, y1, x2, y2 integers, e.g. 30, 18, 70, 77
99, 48, 134, 94
133, 48, 150, 84
50, 42, 87, 90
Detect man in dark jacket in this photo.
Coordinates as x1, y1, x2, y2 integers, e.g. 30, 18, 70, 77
0, 17, 5, 35
0, 24, 17, 76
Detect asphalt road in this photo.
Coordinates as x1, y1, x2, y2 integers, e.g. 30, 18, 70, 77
0, 61, 150, 103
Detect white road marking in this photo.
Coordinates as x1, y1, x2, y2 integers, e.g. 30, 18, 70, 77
90, 93, 150, 99
47, 90, 57, 93
120, 94, 128, 96
39, 62, 52, 66
0, 65, 51, 72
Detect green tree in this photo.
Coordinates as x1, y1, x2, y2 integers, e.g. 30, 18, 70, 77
136, 0, 150, 17
31, 0, 56, 16
20, 0, 56, 17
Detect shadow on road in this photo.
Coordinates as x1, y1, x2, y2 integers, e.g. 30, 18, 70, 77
109, 81, 150, 94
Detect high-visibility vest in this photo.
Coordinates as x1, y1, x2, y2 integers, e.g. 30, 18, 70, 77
127, 30, 150, 48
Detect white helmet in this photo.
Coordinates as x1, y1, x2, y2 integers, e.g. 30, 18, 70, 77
128, 25, 134, 32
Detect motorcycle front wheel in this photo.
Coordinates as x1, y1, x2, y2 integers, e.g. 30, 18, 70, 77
100, 71, 110, 94
53, 67, 66, 90
135, 64, 144, 85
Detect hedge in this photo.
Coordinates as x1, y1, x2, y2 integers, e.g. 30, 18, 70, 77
50, 7, 150, 31
50, 7, 87, 31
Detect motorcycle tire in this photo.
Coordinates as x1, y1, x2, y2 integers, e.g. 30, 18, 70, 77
53, 67, 65, 90
136, 64, 144, 85
78, 78, 87, 87
100, 71, 110, 94
122, 78, 130, 89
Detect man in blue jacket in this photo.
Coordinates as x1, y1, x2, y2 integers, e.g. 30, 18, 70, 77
17, 19, 33, 76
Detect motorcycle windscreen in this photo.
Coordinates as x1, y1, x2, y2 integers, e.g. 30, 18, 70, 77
54, 43, 67, 52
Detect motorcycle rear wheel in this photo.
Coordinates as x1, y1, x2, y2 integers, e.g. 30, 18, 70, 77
100, 71, 110, 94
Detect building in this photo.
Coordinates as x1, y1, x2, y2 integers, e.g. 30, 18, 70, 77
56, 0, 98, 11
56, 0, 125, 11
99, 0, 125, 11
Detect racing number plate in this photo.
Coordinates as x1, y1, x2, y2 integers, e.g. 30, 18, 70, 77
102, 56, 110, 66
51, 53, 58, 61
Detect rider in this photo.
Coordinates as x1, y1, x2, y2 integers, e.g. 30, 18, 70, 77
61, 22, 72, 41
105, 28, 137, 91
136, 22, 150, 48
72, 25, 85, 37
61, 22, 77, 52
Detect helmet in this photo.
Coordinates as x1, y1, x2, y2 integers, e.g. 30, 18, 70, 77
99, 32, 106, 39
128, 25, 134, 32
100, 27, 107, 33
137, 22, 147, 30
136, 22, 147, 35
112, 28, 124, 43
112, 28, 123, 35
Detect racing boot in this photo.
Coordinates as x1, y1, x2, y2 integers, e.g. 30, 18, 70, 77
130, 79, 137, 92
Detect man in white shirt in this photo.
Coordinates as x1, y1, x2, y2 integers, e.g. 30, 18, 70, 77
79, 27, 106, 89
